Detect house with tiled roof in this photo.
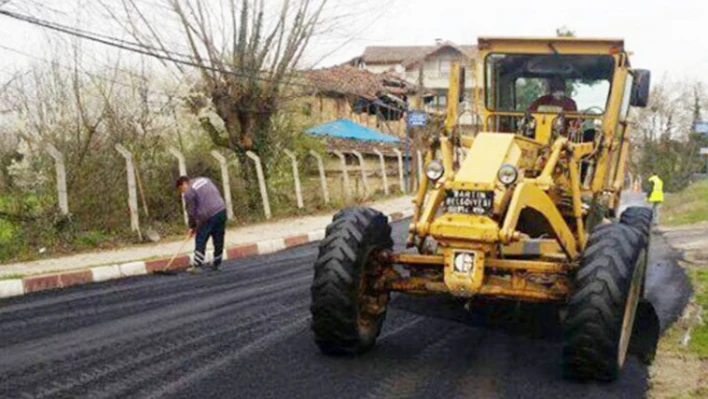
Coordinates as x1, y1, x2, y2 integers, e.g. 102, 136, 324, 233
346, 40, 482, 127
298, 65, 427, 139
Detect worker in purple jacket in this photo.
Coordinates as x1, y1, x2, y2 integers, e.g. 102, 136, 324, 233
176, 176, 227, 272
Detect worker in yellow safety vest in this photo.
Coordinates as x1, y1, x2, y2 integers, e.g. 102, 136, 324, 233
647, 173, 664, 224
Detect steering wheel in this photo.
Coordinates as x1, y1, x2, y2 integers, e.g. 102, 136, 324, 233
581, 106, 604, 116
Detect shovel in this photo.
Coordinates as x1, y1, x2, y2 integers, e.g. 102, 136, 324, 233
154, 233, 192, 276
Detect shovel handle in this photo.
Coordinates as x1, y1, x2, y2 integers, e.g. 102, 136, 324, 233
163, 233, 193, 272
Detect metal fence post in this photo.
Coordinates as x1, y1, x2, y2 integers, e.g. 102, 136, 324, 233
351, 150, 369, 197
44, 144, 69, 215
115, 144, 141, 240
168, 147, 189, 226
332, 150, 350, 201
392, 148, 405, 193
246, 151, 271, 219
210, 150, 235, 220
283, 149, 304, 209
416, 150, 424, 190
308, 150, 330, 204
372, 148, 389, 195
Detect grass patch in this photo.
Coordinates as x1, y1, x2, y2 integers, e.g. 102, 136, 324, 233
653, 268, 708, 357
650, 192, 708, 397
688, 268, 708, 357
75, 230, 111, 248
650, 263, 708, 398
662, 180, 708, 226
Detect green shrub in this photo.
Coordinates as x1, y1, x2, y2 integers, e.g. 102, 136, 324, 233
75, 230, 110, 248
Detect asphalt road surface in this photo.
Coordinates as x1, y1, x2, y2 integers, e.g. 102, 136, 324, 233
0, 209, 691, 398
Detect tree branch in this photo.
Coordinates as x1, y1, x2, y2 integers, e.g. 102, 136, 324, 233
199, 116, 229, 148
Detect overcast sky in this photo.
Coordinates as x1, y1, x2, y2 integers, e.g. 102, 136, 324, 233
0, 0, 706, 84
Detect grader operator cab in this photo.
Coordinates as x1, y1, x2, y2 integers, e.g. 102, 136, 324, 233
310, 37, 659, 381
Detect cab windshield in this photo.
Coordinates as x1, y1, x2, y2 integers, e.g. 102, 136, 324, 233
485, 53, 615, 115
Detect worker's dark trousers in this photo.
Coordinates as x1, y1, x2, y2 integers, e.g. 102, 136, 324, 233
194, 210, 227, 268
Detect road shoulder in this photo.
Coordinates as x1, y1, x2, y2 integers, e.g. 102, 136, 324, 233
0, 197, 413, 299
650, 224, 708, 399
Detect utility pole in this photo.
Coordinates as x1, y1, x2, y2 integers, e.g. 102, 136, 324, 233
405, 102, 411, 193
406, 63, 426, 193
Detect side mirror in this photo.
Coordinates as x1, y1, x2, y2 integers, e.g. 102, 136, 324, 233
458, 67, 466, 104
631, 69, 651, 108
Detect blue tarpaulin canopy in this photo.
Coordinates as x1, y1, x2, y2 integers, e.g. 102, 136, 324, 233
306, 119, 400, 143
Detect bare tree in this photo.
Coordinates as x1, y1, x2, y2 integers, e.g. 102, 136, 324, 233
631, 79, 707, 191
0, 40, 186, 225
101, 0, 327, 204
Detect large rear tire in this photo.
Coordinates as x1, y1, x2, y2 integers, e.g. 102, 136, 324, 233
563, 223, 647, 381
620, 206, 653, 239
620, 206, 659, 364
620, 206, 653, 297
310, 207, 393, 355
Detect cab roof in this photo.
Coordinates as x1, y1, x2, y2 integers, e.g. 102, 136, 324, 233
477, 37, 626, 55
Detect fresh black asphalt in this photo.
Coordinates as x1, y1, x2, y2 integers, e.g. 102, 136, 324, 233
0, 218, 691, 399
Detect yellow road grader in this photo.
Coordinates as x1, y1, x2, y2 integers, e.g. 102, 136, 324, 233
310, 36, 660, 381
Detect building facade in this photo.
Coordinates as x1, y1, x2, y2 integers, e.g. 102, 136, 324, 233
347, 40, 482, 124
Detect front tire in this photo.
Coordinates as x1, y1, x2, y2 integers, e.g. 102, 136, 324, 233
620, 206, 653, 297
310, 207, 393, 355
563, 223, 647, 381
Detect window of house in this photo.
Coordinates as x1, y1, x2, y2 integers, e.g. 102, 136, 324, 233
440, 59, 451, 78
438, 93, 447, 107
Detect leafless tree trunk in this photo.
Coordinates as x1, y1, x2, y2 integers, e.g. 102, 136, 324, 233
101, 0, 328, 208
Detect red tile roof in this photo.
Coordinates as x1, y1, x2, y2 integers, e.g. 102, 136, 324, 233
303, 66, 420, 100
304, 66, 383, 100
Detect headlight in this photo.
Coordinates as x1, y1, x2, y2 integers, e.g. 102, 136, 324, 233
425, 160, 445, 181
454, 252, 475, 273
497, 164, 519, 185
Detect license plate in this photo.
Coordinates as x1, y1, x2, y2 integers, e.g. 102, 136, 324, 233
445, 190, 494, 215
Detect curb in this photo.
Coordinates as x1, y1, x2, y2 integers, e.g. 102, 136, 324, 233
0, 211, 413, 300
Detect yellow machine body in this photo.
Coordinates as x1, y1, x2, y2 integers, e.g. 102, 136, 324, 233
388, 36, 645, 303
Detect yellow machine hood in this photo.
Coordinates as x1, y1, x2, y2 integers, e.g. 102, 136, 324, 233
453, 133, 534, 189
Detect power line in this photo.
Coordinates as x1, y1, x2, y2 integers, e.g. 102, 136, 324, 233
0, 8, 309, 87
0, 43, 179, 106
0, 44, 331, 116
0, 8, 195, 62
0, 8, 416, 110
0, 8, 415, 118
